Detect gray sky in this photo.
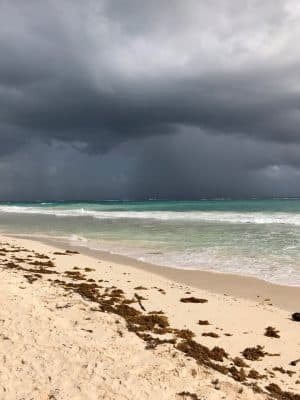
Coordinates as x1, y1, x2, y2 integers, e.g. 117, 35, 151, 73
1, 0, 300, 200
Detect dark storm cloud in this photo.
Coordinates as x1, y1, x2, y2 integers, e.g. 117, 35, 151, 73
130, 129, 300, 199
1, 0, 300, 199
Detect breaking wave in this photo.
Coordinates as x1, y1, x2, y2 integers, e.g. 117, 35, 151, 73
1, 205, 300, 225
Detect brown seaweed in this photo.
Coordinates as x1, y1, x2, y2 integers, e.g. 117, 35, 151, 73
265, 326, 280, 338
180, 297, 208, 304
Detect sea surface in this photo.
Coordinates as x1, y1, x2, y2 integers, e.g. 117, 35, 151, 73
0, 199, 300, 286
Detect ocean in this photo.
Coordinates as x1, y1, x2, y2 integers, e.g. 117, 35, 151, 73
0, 199, 300, 286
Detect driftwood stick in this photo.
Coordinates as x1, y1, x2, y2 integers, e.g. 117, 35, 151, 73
290, 358, 300, 366
134, 293, 146, 311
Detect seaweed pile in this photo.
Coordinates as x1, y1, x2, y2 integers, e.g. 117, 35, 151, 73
265, 326, 280, 338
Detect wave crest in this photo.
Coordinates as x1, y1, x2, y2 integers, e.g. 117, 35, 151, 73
0, 205, 300, 225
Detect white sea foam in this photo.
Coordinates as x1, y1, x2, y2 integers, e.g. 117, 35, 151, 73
1, 205, 300, 225
4, 227, 300, 286
67, 236, 300, 286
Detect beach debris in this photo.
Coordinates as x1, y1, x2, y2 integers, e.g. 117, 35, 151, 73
247, 369, 266, 380
81, 328, 93, 333
292, 312, 300, 322
198, 320, 210, 325
202, 332, 219, 338
265, 383, 300, 400
273, 366, 295, 377
64, 270, 86, 280
53, 250, 80, 255
127, 313, 170, 333
211, 378, 221, 390
177, 339, 228, 364
180, 297, 207, 304
264, 368, 276, 378
289, 358, 300, 366
148, 310, 164, 315
177, 392, 200, 400
228, 366, 247, 382
24, 274, 40, 284
139, 333, 176, 350
242, 345, 266, 361
173, 329, 195, 340
121, 298, 135, 305
233, 357, 249, 368
55, 303, 72, 309
34, 253, 50, 259
265, 326, 280, 338
134, 293, 146, 311
5, 261, 58, 278
29, 259, 56, 268
158, 288, 166, 294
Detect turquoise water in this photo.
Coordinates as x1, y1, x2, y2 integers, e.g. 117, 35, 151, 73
1, 199, 300, 286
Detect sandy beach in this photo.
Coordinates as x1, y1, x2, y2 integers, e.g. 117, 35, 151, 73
0, 234, 299, 400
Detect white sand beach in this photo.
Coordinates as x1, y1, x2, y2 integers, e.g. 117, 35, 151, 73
0, 234, 299, 399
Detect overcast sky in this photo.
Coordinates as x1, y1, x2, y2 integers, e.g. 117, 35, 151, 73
1, 0, 300, 200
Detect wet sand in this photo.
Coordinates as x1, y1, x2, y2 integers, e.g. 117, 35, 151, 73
27, 234, 300, 312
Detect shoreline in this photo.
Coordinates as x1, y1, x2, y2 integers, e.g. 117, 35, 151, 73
9, 233, 300, 312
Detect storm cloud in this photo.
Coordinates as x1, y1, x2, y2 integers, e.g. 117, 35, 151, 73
1, 0, 300, 199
